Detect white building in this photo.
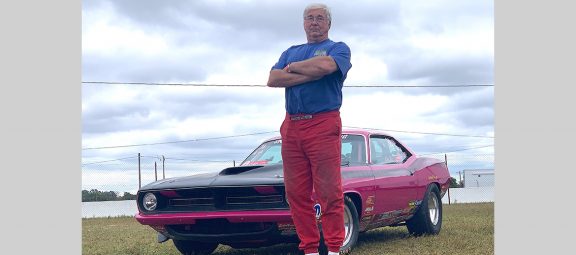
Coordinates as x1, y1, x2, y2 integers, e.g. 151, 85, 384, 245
463, 169, 494, 187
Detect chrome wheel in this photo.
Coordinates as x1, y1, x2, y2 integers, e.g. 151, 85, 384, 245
343, 203, 353, 246
428, 190, 440, 225
320, 196, 359, 254
406, 184, 443, 236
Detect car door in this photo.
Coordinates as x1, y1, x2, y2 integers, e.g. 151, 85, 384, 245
368, 135, 418, 215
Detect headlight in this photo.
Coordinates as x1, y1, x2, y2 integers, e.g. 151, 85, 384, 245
143, 192, 157, 211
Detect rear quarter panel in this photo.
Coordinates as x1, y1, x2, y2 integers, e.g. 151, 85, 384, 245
412, 160, 451, 199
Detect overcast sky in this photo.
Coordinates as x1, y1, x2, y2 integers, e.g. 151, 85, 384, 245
81, 0, 494, 193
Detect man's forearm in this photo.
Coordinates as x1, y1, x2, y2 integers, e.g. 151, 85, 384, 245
288, 56, 338, 77
267, 69, 321, 88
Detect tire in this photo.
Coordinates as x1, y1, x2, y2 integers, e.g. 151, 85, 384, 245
406, 184, 443, 236
172, 240, 218, 255
319, 196, 360, 255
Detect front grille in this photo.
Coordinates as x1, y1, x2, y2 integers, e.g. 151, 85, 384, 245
227, 195, 284, 205
169, 198, 214, 207
143, 186, 288, 213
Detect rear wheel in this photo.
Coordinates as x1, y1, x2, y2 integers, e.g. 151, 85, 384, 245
406, 184, 442, 236
172, 240, 218, 255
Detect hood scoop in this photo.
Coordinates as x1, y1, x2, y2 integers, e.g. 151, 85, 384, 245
219, 165, 264, 175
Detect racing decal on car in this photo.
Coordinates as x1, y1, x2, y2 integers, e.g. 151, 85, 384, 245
341, 170, 374, 179
372, 168, 413, 178
314, 203, 322, 219
360, 215, 375, 229
407, 157, 444, 173
246, 160, 269, 165
408, 200, 422, 207
364, 195, 375, 214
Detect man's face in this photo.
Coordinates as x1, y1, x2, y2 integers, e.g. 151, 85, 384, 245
303, 8, 330, 42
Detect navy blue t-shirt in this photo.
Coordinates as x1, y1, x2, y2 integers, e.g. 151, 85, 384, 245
272, 39, 352, 115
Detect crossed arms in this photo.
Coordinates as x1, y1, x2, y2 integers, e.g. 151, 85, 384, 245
267, 56, 338, 88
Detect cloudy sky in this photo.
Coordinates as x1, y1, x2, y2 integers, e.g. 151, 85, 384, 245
81, 0, 494, 193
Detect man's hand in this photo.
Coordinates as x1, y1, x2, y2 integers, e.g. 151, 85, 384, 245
267, 56, 338, 88
267, 69, 322, 88
288, 56, 338, 76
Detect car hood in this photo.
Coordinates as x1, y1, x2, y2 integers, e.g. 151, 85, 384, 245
139, 164, 285, 191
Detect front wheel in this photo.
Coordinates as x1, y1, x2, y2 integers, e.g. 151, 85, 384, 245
406, 184, 443, 236
319, 196, 359, 255
172, 240, 218, 255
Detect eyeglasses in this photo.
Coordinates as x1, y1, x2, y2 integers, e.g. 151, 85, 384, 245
304, 15, 327, 23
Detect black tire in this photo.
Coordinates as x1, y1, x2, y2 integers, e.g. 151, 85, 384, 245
319, 196, 360, 255
172, 240, 218, 255
406, 184, 443, 236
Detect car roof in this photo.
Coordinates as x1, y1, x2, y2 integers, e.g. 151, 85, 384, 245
262, 128, 392, 143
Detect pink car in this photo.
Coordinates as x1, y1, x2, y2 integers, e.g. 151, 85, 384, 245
136, 129, 450, 255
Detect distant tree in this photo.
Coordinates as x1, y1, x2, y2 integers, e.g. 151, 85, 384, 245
449, 177, 461, 188
82, 189, 120, 202
120, 192, 137, 200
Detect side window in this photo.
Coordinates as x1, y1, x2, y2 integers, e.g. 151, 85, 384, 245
370, 136, 409, 164
385, 139, 408, 163
341, 134, 366, 164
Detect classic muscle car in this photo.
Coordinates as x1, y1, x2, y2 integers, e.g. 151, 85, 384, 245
135, 129, 450, 255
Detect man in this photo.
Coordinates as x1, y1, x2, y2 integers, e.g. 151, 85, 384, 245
267, 3, 352, 255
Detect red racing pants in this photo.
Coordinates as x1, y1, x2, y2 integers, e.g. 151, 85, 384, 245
280, 110, 344, 254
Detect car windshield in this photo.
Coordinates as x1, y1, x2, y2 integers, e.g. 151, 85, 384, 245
240, 134, 366, 166
241, 139, 283, 166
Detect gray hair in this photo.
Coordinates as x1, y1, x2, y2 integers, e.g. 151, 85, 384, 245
303, 3, 332, 23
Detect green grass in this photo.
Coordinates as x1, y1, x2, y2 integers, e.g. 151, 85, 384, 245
82, 202, 493, 255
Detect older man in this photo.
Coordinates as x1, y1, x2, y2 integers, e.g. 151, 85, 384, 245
267, 3, 352, 255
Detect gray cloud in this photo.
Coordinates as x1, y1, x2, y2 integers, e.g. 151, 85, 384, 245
82, 52, 210, 82
387, 52, 493, 85
82, 0, 494, 188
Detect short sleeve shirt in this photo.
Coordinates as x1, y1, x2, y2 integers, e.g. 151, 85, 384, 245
271, 39, 352, 115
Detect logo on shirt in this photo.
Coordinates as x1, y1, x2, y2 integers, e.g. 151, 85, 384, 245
314, 49, 327, 56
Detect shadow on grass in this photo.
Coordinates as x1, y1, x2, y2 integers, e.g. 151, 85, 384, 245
355, 227, 411, 247
212, 243, 302, 255
209, 227, 411, 255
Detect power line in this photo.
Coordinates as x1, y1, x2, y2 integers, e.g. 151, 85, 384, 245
164, 157, 232, 163
343, 126, 494, 138
419, 145, 494, 156
82, 81, 494, 88
82, 126, 493, 150
81, 131, 278, 150
81, 156, 138, 166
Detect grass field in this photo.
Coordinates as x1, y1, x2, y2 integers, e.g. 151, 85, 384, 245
82, 202, 493, 255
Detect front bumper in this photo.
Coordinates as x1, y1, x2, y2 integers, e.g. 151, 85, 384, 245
136, 210, 293, 225
136, 210, 296, 243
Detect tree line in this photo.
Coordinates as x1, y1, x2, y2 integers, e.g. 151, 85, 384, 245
449, 177, 463, 188
82, 189, 136, 202
83, 178, 462, 202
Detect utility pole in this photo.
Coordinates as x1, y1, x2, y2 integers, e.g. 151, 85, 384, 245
445, 154, 451, 205
138, 153, 141, 189
155, 161, 158, 181
458, 171, 462, 187
162, 155, 165, 179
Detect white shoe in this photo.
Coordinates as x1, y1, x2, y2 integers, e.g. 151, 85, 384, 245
328, 252, 340, 255
305, 253, 319, 255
